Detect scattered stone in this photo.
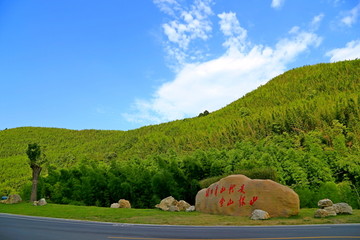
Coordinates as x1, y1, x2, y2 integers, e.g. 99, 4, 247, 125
33, 198, 47, 206
38, 198, 47, 206
314, 209, 330, 218
318, 199, 333, 208
333, 203, 353, 215
110, 203, 120, 208
155, 197, 192, 212
323, 206, 337, 216
118, 199, 131, 208
177, 200, 191, 211
195, 174, 300, 217
155, 196, 178, 211
250, 209, 270, 220
169, 205, 180, 212
186, 206, 195, 212
5, 194, 22, 204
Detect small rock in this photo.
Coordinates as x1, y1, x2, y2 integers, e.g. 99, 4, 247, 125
186, 206, 195, 212
323, 206, 337, 216
250, 209, 270, 220
118, 199, 131, 208
333, 203, 353, 215
169, 205, 180, 212
37, 198, 47, 206
110, 203, 120, 208
318, 199, 333, 208
314, 209, 330, 218
155, 196, 178, 211
6, 194, 22, 204
177, 200, 191, 211
33, 201, 39, 206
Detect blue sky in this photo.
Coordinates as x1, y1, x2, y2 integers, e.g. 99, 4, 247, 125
1, 0, 359, 131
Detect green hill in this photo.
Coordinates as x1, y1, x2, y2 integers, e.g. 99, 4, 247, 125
1, 59, 359, 208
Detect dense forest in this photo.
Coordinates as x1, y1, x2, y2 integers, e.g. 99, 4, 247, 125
1, 59, 359, 209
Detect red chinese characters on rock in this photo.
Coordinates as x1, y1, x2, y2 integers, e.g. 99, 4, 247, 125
214, 185, 219, 196
238, 184, 245, 194
239, 195, 246, 207
205, 188, 210, 197
227, 198, 234, 206
229, 184, 236, 194
250, 196, 258, 206
219, 197, 225, 207
205, 183, 258, 208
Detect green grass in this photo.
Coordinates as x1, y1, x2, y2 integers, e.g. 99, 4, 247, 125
1, 202, 359, 226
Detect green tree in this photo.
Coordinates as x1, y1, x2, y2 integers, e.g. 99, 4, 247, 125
26, 143, 47, 202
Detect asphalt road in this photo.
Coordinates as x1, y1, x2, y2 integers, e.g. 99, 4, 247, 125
0, 213, 359, 240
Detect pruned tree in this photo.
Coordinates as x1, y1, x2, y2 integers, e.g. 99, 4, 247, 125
26, 143, 47, 202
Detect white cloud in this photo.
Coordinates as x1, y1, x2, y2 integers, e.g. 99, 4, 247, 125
153, 0, 181, 17
271, 0, 285, 9
154, 0, 214, 67
341, 2, 360, 27
326, 40, 360, 62
125, 12, 322, 124
310, 13, 324, 31
218, 12, 248, 52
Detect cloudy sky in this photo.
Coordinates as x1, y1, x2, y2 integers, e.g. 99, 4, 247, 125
1, 0, 359, 130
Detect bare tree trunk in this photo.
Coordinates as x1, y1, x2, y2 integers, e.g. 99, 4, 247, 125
30, 165, 42, 202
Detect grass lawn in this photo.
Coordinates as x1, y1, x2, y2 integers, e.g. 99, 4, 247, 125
0, 202, 359, 226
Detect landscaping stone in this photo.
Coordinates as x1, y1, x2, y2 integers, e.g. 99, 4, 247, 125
169, 205, 180, 212
118, 199, 131, 208
110, 203, 120, 208
5, 194, 22, 204
177, 200, 191, 211
155, 196, 178, 211
195, 174, 299, 217
318, 199, 333, 208
333, 203, 353, 215
314, 209, 330, 218
250, 209, 270, 220
186, 206, 195, 212
323, 206, 337, 216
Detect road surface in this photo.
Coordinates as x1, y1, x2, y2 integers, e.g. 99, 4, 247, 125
0, 213, 359, 240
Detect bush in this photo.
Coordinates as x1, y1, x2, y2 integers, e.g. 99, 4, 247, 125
337, 181, 360, 209
233, 168, 278, 182
316, 182, 340, 203
294, 187, 317, 208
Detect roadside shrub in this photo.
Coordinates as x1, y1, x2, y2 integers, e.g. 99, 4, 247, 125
316, 182, 340, 203
338, 181, 359, 209
294, 187, 317, 208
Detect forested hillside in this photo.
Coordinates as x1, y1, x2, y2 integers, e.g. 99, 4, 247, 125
1, 59, 359, 208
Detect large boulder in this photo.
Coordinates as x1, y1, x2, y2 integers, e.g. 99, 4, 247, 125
195, 175, 299, 217
333, 203, 353, 215
6, 194, 22, 204
155, 196, 178, 211
118, 199, 131, 208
